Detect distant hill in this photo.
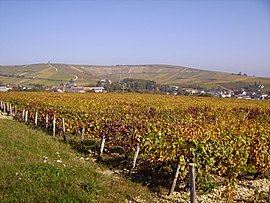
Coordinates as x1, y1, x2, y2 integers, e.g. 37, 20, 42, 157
0, 63, 270, 92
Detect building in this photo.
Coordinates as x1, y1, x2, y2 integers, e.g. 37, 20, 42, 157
0, 86, 8, 92
89, 87, 105, 93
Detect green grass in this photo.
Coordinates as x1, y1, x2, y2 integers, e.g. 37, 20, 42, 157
0, 119, 154, 203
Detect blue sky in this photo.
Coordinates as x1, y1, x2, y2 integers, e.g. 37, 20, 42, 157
0, 0, 269, 77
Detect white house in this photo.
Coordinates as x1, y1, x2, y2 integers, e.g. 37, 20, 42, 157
221, 93, 232, 98
89, 87, 105, 93
0, 86, 8, 92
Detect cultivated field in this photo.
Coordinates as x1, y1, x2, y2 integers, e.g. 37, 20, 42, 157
0, 92, 270, 202
1, 64, 270, 91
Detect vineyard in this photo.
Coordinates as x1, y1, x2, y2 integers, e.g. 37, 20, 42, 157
0, 92, 270, 201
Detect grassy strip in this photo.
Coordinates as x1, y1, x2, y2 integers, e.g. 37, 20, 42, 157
0, 119, 153, 203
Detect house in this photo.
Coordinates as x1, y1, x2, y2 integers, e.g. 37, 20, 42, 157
220, 92, 232, 98
97, 79, 112, 86
232, 89, 249, 98
7, 84, 17, 89
241, 90, 247, 96
219, 90, 233, 98
0, 86, 8, 92
64, 87, 85, 93
208, 90, 220, 97
170, 85, 179, 90
89, 87, 105, 93
51, 85, 105, 93
67, 81, 77, 88
22, 85, 35, 90
260, 94, 269, 100
183, 88, 199, 95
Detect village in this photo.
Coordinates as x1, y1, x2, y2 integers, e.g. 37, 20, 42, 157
0, 79, 269, 100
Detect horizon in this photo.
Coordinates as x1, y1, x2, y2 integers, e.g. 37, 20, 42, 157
0, 0, 270, 77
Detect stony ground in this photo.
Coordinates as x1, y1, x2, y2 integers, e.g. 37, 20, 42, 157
160, 178, 270, 203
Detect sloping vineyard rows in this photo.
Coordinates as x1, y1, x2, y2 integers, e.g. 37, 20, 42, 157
1, 92, 270, 196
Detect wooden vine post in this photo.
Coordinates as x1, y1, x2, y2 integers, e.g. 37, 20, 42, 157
35, 111, 38, 126
168, 163, 181, 196
3, 102, 6, 113
25, 110, 28, 123
45, 113, 49, 130
53, 114, 56, 136
99, 133, 106, 160
22, 109, 25, 121
130, 143, 140, 173
6, 102, 9, 112
80, 127, 85, 151
81, 127, 85, 141
0, 101, 2, 110
62, 118, 67, 142
189, 163, 196, 203
9, 104, 12, 116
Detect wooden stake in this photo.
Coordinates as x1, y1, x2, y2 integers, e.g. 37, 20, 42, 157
45, 113, 49, 129
25, 110, 28, 123
3, 102, 6, 113
130, 143, 140, 172
62, 118, 66, 142
99, 133, 106, 160
168, 163, 181, 196
189, 163, 196, 203
22, 109, 25, 120
53, 114, 56, 136
35, 111, 38, 126
80, 127, 85, 151
6, 102, 9, 112
0, 101, 3, 110
81, 127, 85, 141
9, 104, 12, 116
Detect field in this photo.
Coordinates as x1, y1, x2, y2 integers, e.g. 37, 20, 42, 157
0, 92, 270, 201
1, 64, 270, 92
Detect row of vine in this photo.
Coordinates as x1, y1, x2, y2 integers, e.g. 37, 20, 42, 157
1, 92, 269, 201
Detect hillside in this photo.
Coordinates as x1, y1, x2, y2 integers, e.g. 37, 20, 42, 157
0, 63, 270, 91
0, 117, 157, 202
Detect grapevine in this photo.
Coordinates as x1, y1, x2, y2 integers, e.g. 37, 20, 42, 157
1, 92, 269, 200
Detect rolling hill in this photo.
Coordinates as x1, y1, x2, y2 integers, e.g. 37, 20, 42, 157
0, 63, 270, 92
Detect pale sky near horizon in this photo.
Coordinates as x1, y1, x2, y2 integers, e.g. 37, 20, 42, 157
0, 0, 270, 77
